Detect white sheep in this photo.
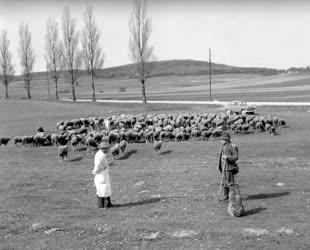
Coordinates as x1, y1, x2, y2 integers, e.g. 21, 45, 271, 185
119, 140, 127, 155
111, 143, 120, 159
58, 145, 69, 162
153, 140, 162, 156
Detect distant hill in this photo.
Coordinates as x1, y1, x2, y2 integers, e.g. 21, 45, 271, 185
98, 59, 283, 78
13, 59, 283, 80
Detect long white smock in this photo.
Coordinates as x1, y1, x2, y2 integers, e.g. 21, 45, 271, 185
92, 150, 111, 197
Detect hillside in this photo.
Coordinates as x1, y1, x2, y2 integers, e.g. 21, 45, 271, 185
13, 60, 282, 81
98, 59, 282, 78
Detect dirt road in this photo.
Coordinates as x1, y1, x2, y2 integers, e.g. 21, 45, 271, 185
62, 98, 310, 106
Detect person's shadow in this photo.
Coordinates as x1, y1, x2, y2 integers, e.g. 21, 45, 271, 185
242, 207, 267, 216
67, 156, 83, 162
119, 149, 138, 160
113, 197, 161, 208
245, 191, 290, 200
160, 150, 173, 155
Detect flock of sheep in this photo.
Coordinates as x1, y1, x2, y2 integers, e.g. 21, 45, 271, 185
1, 112, 286, 161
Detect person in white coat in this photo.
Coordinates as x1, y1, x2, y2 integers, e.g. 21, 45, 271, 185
92, 142, 113, 208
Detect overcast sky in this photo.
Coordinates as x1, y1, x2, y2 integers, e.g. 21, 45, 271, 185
1, 0, 310, 73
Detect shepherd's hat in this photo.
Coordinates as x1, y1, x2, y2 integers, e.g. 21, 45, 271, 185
98, 142, 110, 149
220, 132, 231, 141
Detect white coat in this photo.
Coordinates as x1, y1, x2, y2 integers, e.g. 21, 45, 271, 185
93, 149, 111, 197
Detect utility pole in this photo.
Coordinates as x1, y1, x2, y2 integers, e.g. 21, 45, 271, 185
209, 48, 212, 101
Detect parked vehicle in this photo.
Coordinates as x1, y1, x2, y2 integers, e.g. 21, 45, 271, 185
223, 100, 256, 115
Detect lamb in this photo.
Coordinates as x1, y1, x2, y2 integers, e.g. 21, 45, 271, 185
111, 143, 120, 158
227, 183, 244, 217
119, 140, 127, 155
0, 137, 10, 146
153, 140, 162, 156
58, 145, 69, 162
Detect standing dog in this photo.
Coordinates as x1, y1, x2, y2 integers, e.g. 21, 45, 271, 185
228, 182, 244, 217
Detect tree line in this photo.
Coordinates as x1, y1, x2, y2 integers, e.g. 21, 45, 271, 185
0, 0, 155, 103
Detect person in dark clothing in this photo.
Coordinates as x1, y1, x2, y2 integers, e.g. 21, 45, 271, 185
218, 132, 239, 200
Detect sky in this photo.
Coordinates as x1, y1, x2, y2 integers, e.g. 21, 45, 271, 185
1, 0, 310, 73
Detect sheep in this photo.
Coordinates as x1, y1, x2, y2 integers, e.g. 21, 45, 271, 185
255, 122, 264, 132
175, 131, 184, 142
111, 143, 120, 158
14, 136, 23, 146
153, 140, 163, 156
58, 145, 69, 162
144, 131, 153, 143
86, 136, 97, 152
119, 140, 127, 155
51, 134, 58, 146
279, 119, 286, 126
37, 126, 44, 133
33, 133, 45, 146
70, 136, 80, 151
43, 133, 52, 146
0, 137, 10, 146
56, 134, 69, 146
22, 135, 34, 147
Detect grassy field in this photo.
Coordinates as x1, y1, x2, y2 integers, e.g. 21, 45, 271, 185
1, 100, 310, 249
2, 72, 310, 102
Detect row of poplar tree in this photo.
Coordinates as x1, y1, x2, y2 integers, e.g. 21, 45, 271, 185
0, 0, 155, 103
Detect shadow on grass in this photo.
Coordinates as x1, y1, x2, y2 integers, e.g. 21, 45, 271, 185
67, 156, 83, 162
113, 197, 161, 208
119, 149, 137, 160
242, 207, 267, 216
246, 191, 290, 200
76, 147, 87, 152
160, 150, 173, 155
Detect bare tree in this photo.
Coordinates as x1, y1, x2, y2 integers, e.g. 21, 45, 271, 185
62, 5, 82, 102
0, 30, 15, 99
45, 17, 63, 100
18, 22, 35, 99
44, 56, 51, 100
129, 0, 156, 104
82, 5, 105, 102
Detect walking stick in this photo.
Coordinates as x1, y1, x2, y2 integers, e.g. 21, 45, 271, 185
217, 160, 227, 202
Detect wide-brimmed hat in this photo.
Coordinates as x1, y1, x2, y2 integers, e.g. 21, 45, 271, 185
98, 142, 110, 149
220, 132, 231, 141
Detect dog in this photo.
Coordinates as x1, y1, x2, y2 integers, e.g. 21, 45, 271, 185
228, 182, 244, 217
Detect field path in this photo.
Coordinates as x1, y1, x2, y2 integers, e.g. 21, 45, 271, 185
62, 98, 310, 106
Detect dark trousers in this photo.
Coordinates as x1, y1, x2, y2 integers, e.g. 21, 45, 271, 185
97, 196, 112, 208
224, 171, 235, 199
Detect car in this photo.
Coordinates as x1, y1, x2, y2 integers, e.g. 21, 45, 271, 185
223, 100, 255, 115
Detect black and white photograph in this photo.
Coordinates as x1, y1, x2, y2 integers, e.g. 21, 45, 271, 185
1, 0, 310, 249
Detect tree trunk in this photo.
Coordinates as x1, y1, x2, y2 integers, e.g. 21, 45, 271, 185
55, 78, 59, 100
91, 73, 96, 102
71, 82, 76, 101
141, 79, 147, 104
71, 71, 76, 102
27, 83, 31, 99
4, 80, 9, 99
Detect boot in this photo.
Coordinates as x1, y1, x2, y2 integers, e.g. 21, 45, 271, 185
223, 186, 229, 200
97, 196, 105, 208
106, 197, 113, 208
